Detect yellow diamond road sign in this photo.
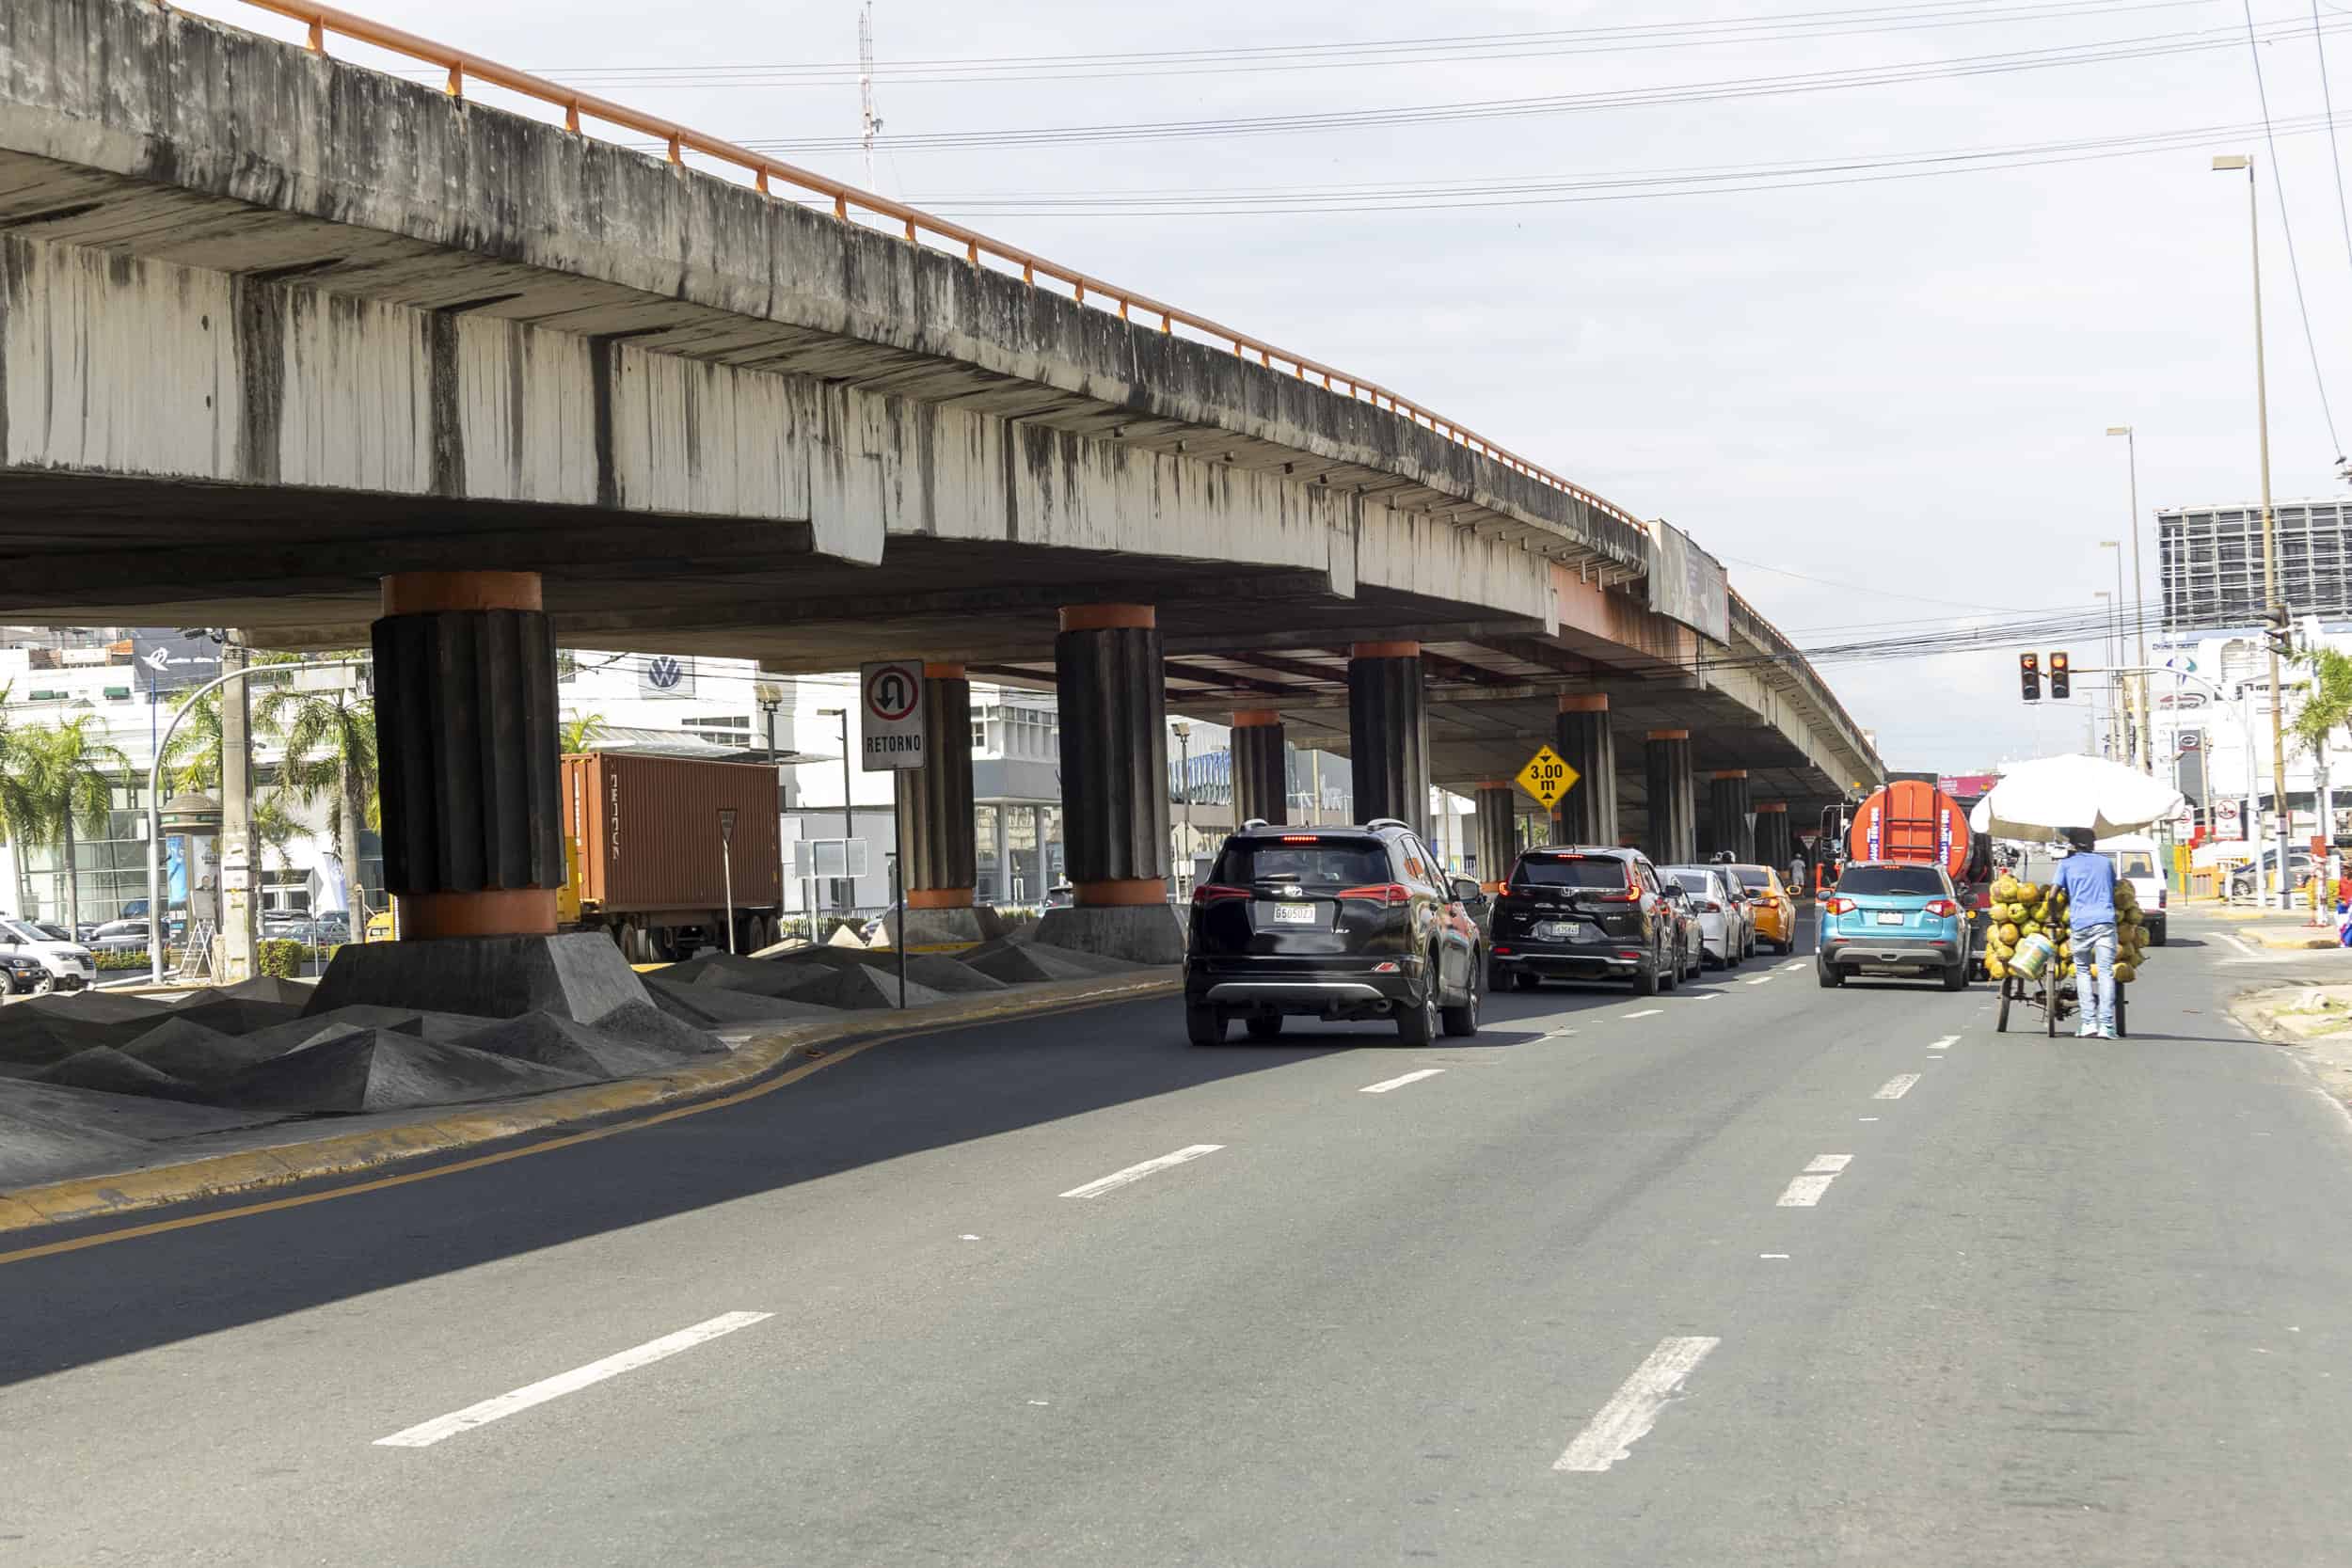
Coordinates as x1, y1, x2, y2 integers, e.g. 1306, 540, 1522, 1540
1516, 744, 1580, 811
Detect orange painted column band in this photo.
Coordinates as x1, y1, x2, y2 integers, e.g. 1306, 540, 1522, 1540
1558, 693, 1610, 713
1231, 709, 1281, 728
1476, 780, 1513, 792
923, 662, 967, 680
381, 570, 544, 614
1757, 800, 1789, 814
396, 889, 557, 940
906, 887, 975, 910
1058, 604, 1155, 632
1350, 641, 1421, 659
1645, 728, 1690, 741
1710, 769, 1749, 781
1076, 878, 1168, 907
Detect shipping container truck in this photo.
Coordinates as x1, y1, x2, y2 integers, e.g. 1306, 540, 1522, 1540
562, 752, 784, 962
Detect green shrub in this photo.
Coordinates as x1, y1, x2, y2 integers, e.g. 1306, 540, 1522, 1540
257, 939, 306, 980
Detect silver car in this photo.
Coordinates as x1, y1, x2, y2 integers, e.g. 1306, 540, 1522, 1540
1663, 866, 1751, 968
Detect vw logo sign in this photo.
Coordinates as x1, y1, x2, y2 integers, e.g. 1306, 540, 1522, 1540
645, 656, 685, 690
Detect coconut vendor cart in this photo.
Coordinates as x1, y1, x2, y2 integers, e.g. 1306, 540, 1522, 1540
1965, 756, 2185, 1038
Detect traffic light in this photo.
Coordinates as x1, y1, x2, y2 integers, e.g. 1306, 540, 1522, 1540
2265, 604, 2294, 658
2020, 652, 2041, 701
2049, 651, 2071, 700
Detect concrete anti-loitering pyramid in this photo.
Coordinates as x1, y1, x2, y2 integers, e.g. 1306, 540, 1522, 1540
643, 976, 844, 1028
456, 1011, 718, 1079
893, 954, 1009, 994
118, 1016, 295, 1084
789, 960, 954, 1011
962, 938, 1144, 986
34, 1047, 210, 1103
0, 1011, 153, 1070
215, 1029, 602, 1114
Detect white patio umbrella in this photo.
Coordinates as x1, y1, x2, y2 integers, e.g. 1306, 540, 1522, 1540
1967, 754, 2185, 842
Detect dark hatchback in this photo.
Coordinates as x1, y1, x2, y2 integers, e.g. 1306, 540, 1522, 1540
1486, 846, 1681, 995
1184, 818, 1484, 1046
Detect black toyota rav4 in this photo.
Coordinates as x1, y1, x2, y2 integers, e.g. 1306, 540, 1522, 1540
1486, 845, 1681, 995
1184, 818, 1484, 1046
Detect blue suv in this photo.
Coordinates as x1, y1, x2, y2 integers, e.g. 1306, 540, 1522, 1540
1816, 861, 1971, 990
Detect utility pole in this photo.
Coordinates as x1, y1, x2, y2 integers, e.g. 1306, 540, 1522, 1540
2107, 426, 2154, 772
217, 634, 257, 981
858, 0, 882, 192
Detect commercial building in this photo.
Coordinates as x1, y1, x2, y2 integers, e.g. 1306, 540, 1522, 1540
2157, 500, 2352, 634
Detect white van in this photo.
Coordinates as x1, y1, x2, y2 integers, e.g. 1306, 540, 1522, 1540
2094, 834, 2167, 944
0, 916, 99, 991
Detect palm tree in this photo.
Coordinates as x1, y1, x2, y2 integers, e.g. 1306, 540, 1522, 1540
255, 681, 378, 945
0, 684, 39, 915
561, 712, 610, 752
159, 688, 225, 792
14, 716, 131, 932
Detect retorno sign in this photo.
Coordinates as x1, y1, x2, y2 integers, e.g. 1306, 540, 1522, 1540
1645, 521, 1730, 643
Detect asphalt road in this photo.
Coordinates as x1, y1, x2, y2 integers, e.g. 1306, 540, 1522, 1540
6, 910, 2352, 1566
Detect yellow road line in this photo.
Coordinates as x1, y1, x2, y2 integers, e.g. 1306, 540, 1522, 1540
0, 989, 1148, 1268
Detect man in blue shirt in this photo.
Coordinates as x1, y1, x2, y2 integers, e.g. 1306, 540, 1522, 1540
2055, 828, 2119, 1039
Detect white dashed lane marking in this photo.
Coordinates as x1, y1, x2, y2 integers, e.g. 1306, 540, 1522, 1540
1553, 1337, 1723, 1473
1361, 1069, 1444, 1095
1744, 975, 1775, 986
1060, 1145, 1225, 1199
1623, 1008, 1663, 1020
1873, 1074, 1920, 1100
1776, 1155, 1853, 1208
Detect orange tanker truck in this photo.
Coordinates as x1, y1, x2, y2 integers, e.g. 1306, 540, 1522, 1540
1819, 774, 1997, 971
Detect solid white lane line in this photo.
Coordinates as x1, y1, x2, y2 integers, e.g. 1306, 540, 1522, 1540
1622, 1008, 1664, 1020
1780, 960, 1807, 972
1873, 1074, 1920, 1100
1776, 1175, 1836, 1207
1803, 1153, 1853, 1173
1689, 993, 1720, 1002
2223, 932, 2260, 958
1744, 974, 1774, 985
1928, 1035, 1958, 1051
1553, 1336, 1723, 1473
1059, 1144, 1225, 1199
1361, 1068, 1445, 1094
374, 1311, 771, 1449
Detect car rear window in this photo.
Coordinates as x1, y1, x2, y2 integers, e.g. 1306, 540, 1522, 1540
1731, 867, 1773, 891
1216, 840, 1391, 888
1668, 871, 1715, 895
1836, 865, 1947, 896
1513, 855, 1629, 891
2111, 851, 2155, 878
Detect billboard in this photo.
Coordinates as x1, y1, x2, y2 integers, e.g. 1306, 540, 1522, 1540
130, 629, 224, 694
637, 654, 696, 699
1646, 521, 1730, 642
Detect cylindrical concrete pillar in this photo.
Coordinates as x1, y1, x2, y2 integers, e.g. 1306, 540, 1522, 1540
1055, 605, 1169, 906
1474, 784, 1518, 892
897, 664, 977, 908
1555, 694, 1618, 847
1643, 730, 1697, 868
1707, 770, 1754, 863
1231, 709, 1287, 827
1756, 800, 1793, 877
373, 570, 564, 939
1348, 642, 1428, 837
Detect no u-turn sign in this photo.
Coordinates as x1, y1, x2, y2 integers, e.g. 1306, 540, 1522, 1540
861, 660, 927, 771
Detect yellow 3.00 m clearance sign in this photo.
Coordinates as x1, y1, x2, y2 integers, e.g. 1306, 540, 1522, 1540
1516, 745, 1580, 810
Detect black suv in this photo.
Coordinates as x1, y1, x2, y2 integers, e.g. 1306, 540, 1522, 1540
1487, 845, 1682, 995
1184, 818, 1484, 1046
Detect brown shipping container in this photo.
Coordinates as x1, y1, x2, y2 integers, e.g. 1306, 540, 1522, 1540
564, 752, 783, 916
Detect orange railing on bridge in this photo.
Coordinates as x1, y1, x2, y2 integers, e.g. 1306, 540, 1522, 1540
156, 0, 1646, 535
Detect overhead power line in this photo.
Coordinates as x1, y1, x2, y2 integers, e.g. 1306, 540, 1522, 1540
2241, 0, 2346, 459
688, 12, 2350, 157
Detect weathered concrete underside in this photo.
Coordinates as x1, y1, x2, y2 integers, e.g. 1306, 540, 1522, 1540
0, 0, 1881, 814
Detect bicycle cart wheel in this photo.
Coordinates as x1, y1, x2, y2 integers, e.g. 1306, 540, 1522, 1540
2043, 968, 2058, 1037
2115, 987, 2127, 1039
1996, 972, 2013, 1032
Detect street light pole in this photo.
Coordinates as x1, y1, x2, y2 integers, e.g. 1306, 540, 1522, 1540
1171, 721, 1193, 901
2213, 153, 2296, 908
2100, 542, 2130, 759
818, 706, 850, 923
2106, 426, 2153, 773
2094, 590, 2117, 758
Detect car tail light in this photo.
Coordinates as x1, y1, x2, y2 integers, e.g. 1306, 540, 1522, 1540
1822, 895, 1857, 915
1192, 884, 1250, 906
2157, 887, 2168, 909
1922, 898, 1959, 917
1698, 900, 1721, 913
1492, 945, 1514, 956
1279, 834, 1318, 844
1338, 883, 1413, 907
1616, 949, 1642, 959
1372, 960, 1402, 974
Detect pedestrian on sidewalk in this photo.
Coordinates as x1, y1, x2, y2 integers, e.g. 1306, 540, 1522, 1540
1788, 854, 1806, 896
2055, 827, 2119, 1039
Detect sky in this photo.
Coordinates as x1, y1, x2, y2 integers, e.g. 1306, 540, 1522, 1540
191, 0, 2352, 769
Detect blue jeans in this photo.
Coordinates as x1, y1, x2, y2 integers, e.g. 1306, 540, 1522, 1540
2072, 922, 2117, 1034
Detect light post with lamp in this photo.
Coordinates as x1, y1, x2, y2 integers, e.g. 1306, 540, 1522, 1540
2105, 426, 2154, 773
818, 705, 850, 921
2099, 541, 2132, 765
2094, 591, 2118, 758
1170, 721, 1193, 902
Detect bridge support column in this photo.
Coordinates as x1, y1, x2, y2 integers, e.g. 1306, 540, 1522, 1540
1756, 800, 1793, 879
1474, 784, 1518, 891
310, 570, 651, 1022
1036, 605, 1184, 964
1554, 694, 1618, 847
1231, 710, 1287, 827
1348, 643, 1428, 837
887, 664, 1001, 951
1644, 730, 1698, 867
1707, 770, 1754, 862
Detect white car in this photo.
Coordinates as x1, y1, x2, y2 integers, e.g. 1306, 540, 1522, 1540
1664, 865, 1747, 968
0, 917, 99, 991
2094, 833, 2168, 943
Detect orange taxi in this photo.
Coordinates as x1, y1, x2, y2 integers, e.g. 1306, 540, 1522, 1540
1725, 863, 1796, 954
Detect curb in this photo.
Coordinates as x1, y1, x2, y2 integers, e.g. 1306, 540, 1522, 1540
0, 970, 1179, 1237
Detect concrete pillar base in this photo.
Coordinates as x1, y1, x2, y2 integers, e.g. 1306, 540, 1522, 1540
1035, 904, 1187, 966
879, 904, 1009, 952
304, 931, 651, 1022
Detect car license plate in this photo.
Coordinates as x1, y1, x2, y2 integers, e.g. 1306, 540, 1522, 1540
1271, 903, 1315, 925
1535, 920, 1583, 942
1876, 911, 1904, 925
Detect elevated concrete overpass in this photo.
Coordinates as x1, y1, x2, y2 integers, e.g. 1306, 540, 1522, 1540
0, 0, 1881, 966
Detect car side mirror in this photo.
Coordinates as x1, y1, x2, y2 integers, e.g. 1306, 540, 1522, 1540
1449, 876, 1483, 906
